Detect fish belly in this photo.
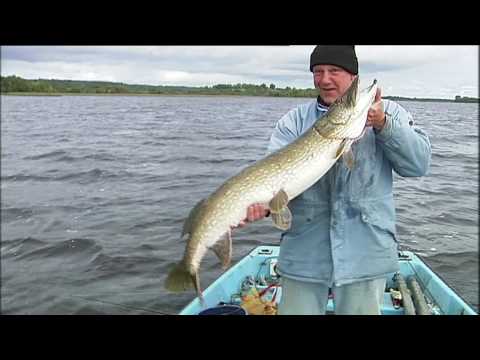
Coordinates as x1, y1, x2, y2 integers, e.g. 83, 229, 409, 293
282, 141, 340, 200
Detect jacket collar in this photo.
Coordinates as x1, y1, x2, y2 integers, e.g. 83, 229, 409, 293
316, 96, 330, 113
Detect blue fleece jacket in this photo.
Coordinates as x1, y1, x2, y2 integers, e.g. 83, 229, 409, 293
267, 99, 431, 286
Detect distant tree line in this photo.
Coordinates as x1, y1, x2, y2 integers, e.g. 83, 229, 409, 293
1, 75, 478, 103
454, 95, 479, 103
383, 95, 479, 103
0, 75, 318, 98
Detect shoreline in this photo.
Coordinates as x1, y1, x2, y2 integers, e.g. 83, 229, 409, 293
0, 92, 315, 99
1, 92, 477, 103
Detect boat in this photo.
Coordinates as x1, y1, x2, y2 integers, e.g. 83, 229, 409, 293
179, 245, 477, 315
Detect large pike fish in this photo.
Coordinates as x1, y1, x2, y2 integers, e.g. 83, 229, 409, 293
165, 77, 378, 301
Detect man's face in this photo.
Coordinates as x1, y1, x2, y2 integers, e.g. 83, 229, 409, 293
313, 64, 356, 106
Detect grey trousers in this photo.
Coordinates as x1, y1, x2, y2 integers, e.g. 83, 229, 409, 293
277, 276, 387, 315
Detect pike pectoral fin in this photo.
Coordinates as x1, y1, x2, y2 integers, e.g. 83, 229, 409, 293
271, 207, 292, 230
210, 229, 232, 270
336, 139, 351, 159
269, 189, 289, 212
269, 189, 292, 230
343, 148, 355, 170
336, 139, 355, 169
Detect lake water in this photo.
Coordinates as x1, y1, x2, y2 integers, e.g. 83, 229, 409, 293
1, 95, 478, 314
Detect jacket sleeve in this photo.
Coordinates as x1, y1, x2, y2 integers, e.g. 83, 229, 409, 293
267, 108, 300, 155
375, 100, 431, 177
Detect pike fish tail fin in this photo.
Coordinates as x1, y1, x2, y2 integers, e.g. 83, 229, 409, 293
165, 260, 205, 303
165, 260, 196, 292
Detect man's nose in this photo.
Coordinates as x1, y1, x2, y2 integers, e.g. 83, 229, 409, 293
316, 73, 332, 85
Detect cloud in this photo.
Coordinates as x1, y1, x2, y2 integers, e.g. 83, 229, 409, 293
1, 45, 478, 98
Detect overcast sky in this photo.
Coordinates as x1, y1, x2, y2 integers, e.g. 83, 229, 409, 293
1, 46, 478, 98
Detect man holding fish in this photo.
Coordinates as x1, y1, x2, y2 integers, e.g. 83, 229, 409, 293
242, 45, 431, 314
165, 45, 431, 315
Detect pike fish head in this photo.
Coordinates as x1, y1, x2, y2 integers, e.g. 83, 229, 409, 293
320, 78, 378, 139
348, 78, 378, 137
356, 78, 378, 117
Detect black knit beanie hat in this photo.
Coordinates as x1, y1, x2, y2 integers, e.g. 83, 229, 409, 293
309, 45, 358, 75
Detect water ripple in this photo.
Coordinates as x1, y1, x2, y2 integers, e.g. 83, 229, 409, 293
1, 96, 477, 314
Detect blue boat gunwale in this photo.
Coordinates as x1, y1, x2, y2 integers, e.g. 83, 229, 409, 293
405, 251, 476, 315
179, 245, 477, 315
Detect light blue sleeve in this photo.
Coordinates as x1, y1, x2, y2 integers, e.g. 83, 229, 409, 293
375, 100, 432, 177
267, 109, 301, 155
